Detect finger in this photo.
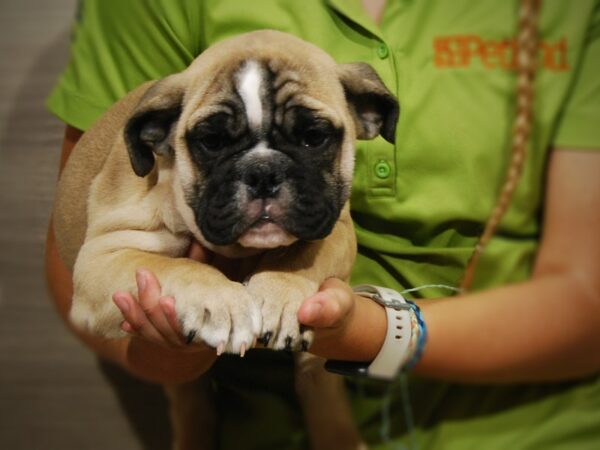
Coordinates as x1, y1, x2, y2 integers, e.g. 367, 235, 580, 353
159, 297, 183, 334
113, 292, 165, 342
121, 321, 134, 333
151, 296, 187, 346
298, 278, 354, 329
145, 301, 187, 347
136, 270, 185, 346
137, 268, 161, 310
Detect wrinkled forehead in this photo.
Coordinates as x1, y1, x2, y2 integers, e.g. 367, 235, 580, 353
179, 37, 347, 132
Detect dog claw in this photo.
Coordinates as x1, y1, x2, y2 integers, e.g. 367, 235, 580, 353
240, 343, 247, 358
259, 331, 272, 346
285, 336, 293, 351
301, 340, 309, 352
186, 330, 196, 345
216, 341, 226, 356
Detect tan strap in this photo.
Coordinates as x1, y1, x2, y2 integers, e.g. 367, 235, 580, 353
461, 0, 542, 290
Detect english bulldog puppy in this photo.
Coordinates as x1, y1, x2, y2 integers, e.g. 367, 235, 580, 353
53, 30, 398, 450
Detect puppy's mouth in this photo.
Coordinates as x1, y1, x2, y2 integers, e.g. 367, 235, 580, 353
237, 205, 297, 249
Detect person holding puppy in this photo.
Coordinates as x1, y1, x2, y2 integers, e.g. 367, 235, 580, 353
46, 0, 600, 449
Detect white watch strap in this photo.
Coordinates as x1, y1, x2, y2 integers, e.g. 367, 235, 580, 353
353, 285, 412, 380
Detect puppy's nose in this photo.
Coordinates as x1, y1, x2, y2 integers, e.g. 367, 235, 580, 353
244, 164, 283, 199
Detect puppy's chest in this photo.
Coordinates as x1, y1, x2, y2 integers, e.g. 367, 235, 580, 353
211, 253, 263, 283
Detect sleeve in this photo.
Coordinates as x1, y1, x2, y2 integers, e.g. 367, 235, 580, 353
46, 0, 204, 131
553, 1, 600, 150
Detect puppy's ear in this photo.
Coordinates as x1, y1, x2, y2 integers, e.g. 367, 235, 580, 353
337, 63, 399, 143
124, 74, 185, 177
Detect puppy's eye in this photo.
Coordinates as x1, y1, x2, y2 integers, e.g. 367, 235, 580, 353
300, 128, 330, 148
199, 132, 226, 152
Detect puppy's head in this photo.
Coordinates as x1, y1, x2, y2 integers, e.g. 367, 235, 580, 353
125, 30, 398, 256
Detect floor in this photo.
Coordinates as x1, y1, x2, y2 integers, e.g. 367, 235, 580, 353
0, 1, 171, 448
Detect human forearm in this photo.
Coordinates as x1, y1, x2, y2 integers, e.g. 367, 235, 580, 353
416, 150, 599, 382
301, 279, 387, 362
303, 273, 600, 384
300, 269, 600, 384
414, 272, 600, 383
64, 331, 214, 385
124, 337, 215, 384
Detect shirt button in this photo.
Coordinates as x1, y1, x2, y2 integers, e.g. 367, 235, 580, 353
374, 160, 391, 179
377, 43, 389, 59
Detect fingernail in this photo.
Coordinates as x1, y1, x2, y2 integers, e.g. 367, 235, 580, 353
121, 321, 133, 333
113, 294, 129, 313
136, 269, 147, 291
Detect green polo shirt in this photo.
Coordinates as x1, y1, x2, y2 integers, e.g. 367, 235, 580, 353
48, 1, 600, 449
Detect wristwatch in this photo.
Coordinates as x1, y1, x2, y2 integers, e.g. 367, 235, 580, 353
324, 284, 414, 380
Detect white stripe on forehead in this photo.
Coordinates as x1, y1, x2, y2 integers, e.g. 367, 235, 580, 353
236, 60, 263, 129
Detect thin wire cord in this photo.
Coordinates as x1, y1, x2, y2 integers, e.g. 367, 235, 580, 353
399, 374, 418, 450
460, 0, 541, 290
379, 376, 418, 450
400, 284, 462, 296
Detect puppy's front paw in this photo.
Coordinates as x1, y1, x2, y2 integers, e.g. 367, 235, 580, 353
247, 273, 317, 351
168, 281, 261, 355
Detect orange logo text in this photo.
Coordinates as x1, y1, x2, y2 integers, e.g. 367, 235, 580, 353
434, 35, 568, 71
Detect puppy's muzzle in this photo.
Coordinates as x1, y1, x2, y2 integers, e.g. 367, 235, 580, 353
244, 162, 284, 199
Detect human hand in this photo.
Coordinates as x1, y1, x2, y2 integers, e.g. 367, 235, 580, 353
112, 269, 202, 351
112, 241, 212, 351
297, 278, 356, 330
297, 278, 387, 361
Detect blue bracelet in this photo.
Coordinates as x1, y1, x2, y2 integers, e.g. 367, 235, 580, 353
403, 300, 428, 370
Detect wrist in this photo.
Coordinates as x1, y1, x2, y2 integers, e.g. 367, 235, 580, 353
352, 293, 388, 360
308, 290, 387, 361
325, 285, 428, 380
124, 337, 216, 384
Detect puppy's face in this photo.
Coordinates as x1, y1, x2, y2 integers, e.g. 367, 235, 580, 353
125, 31, 398, 256
182, 58, 352, 251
